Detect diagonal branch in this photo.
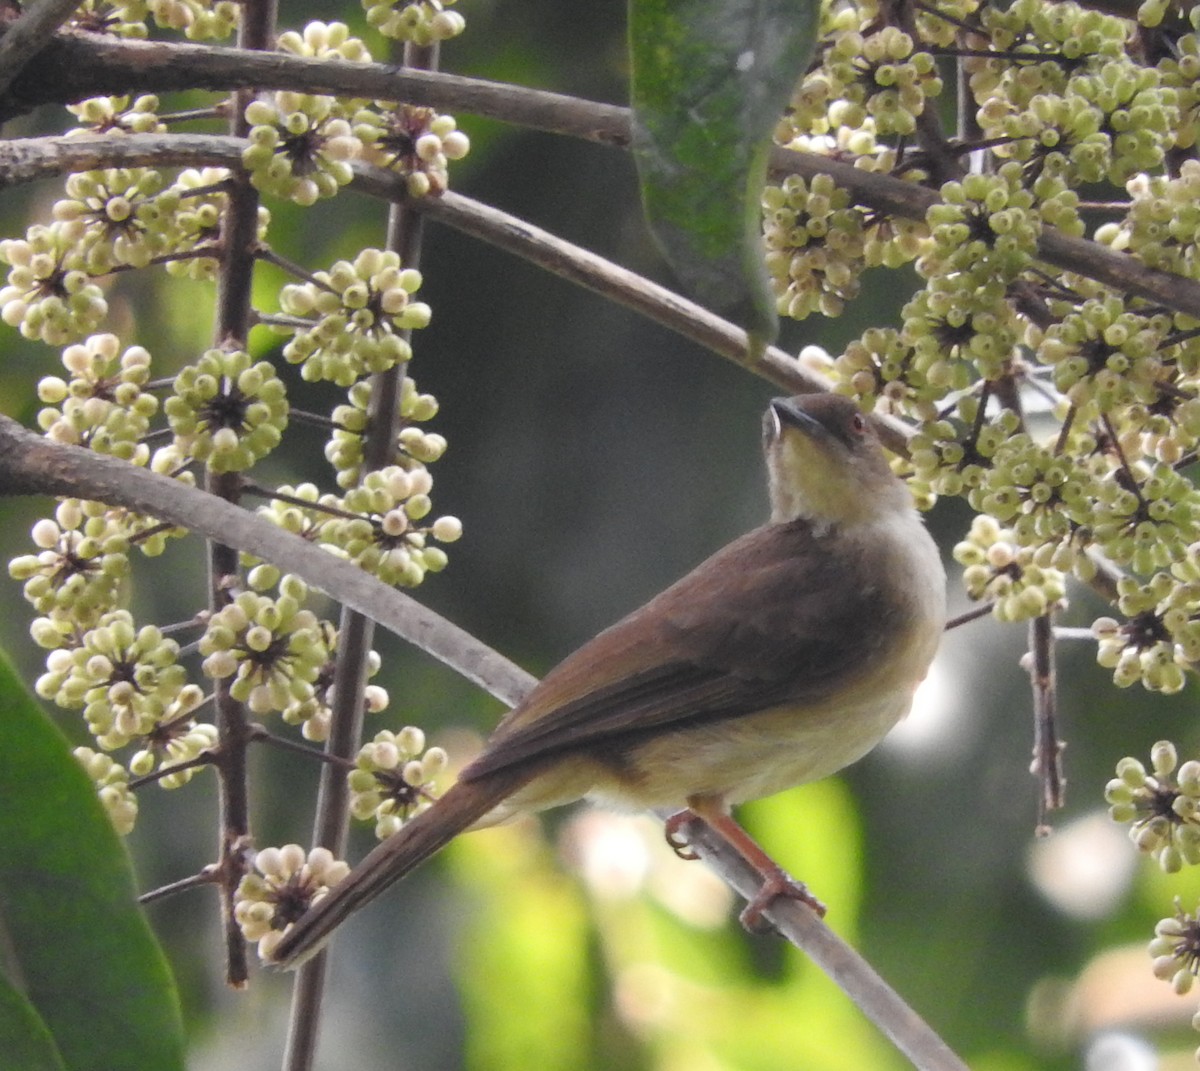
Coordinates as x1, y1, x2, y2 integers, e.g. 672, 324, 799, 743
0, 416, 537, 707
0, 0, 83, 98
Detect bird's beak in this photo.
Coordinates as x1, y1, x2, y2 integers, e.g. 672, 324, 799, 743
768, 397, 825, 442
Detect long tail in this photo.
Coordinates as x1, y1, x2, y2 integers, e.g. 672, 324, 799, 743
271, 767, 531, 968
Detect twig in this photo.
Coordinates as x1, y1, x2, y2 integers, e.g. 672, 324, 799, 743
665, 812, 971, 1071
138, 866, 218, 905
282, 36, 438, 1071
128, 752, 216, 790
185, 0, 273, 989
0, 32, 631, 143
251, 726, 354, 770
945, 603, 994, 630
1027, 613, 1066, 832
7, 116, 1200, 326
240, 479, 359, 519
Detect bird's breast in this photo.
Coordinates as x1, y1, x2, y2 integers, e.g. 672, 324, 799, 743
585, 509, 946, 811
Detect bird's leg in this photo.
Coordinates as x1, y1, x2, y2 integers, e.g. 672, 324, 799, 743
670, 797, 827, 932
663, 809, 702, 860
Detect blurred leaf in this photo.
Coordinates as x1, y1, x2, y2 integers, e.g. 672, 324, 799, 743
448, 820, 595, 1071
0, 976, 65, 1071
0, 653, 185, 1071
629, 0, 819, 348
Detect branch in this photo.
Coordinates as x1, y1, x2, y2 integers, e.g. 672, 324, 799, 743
0, 0, 82, 98
0, 132, 913, 452
769, 145, 1200, 319
1027, 613, 1066, 832
666, 814, 969, 1071
0, 31, 629, 144
0, 417, 537, 707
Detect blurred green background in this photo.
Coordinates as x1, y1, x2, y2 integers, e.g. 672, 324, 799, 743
2, 1, 1198, 1068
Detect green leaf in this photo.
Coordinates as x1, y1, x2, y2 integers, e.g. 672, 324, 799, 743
629, 0, 820, 349
0, 974, 66, 1071
0, 653, 185, 1071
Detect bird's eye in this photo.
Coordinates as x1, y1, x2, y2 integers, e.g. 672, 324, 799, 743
849, 412, 866, 436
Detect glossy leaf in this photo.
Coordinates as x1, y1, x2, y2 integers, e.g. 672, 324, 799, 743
0, 975, 66, 1071
0, 653, 185, 1071
629, 0, 820, 349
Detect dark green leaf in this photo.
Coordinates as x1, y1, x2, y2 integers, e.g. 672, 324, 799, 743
0, 974, 66, 1071
630, 0, 820, 348
0, 653, 185, 1071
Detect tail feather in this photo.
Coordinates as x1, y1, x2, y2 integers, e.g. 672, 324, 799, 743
271, 769, 529, 968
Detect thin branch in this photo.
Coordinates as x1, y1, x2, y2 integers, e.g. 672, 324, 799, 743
284, 37, 440, 1071
255, 245, 332, 288
138, 867, 218, 905
1027, 613, 1066, 832
251, 726, 355, 771
411, 191, 849, 419
199, 0, 277, 983
0, 415, 538, 707
663, 812, 971, 1071
240, 480, 359, 520
945, 603, 994, 630
7, 117, 1200, 326
0, 0, 83, 98
128, 752, 215, 790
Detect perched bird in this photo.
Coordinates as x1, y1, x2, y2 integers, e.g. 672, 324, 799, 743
272, 393, 946, 966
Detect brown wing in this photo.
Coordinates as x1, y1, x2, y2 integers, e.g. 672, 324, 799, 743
462, 517, 903, 782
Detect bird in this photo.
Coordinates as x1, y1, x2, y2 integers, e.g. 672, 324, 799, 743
271, 392, 946, 967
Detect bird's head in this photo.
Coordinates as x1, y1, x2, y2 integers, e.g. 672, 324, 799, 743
762, 394, 911, 528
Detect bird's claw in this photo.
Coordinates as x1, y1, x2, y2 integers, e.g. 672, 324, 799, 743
738, 866, 826, 934
663, 809, 702, 861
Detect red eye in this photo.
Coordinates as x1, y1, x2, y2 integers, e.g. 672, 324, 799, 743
849, 412, 866, 436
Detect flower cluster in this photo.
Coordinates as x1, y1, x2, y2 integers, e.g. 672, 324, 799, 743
36, 610, 189, 749
363, 0, 465, 44
165, 348, 288, 472
145, 0, 238, 39
243, 93, 362, 206
333, 466, 462, 587
234, 845, 350, 960
275, 249, 431, 385
349, 727, 448, 838
199, 578, 329, 716
325, 375, 444, 488
52, 168, 176, 274
356, 104, 470, 197
762, 173, 866, 320
66, 95, 163, 135
74, 747, 139, 834
1107, 742, 1200, 870
823, 27, 942, 138
8, 502, 130, 628
0, 225, 109, 345
163, 168, 271, 282
36, 334, 158, 460
953, 514, 1068, 622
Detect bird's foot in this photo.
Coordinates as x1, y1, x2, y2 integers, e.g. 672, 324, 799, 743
666, 801, 827, 934
738, 865, 826, 933
662, 809, 702, 860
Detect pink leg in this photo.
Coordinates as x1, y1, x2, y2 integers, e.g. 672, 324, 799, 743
668, 799, 826, 931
